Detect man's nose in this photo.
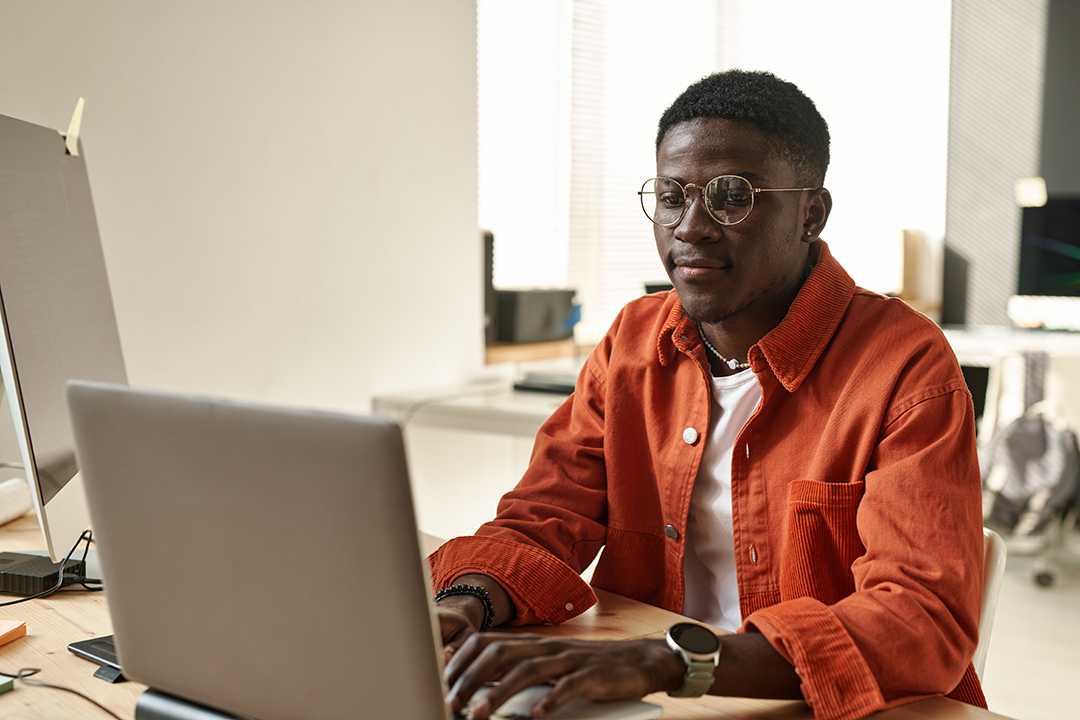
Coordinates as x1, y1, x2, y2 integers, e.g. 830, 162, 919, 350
673, 190, 721, 243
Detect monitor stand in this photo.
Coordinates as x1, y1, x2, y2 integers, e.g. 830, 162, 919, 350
0, 384, 101, 598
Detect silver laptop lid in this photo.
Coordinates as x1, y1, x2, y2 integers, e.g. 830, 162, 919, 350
65, 380, 449, 720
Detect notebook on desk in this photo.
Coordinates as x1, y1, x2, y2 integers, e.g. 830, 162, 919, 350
65, 381, 661, 720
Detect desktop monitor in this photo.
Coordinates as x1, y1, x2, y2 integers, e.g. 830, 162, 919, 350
0, 112, 127, 561
1017, 197, 1080, 297
1009, 197, 1080, 331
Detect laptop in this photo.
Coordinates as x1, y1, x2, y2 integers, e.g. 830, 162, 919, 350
65, 381, 661, 720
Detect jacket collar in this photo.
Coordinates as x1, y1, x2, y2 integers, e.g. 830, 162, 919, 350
657, 240, 856, 393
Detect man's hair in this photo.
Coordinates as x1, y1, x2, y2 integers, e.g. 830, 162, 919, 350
656, 70, 830, 186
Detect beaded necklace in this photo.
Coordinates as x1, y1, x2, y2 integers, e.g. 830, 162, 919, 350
695, 322, 751, 371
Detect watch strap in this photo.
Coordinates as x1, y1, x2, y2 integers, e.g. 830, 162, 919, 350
668, 656, 717, 697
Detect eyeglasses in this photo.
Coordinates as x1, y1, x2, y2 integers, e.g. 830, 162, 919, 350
638, 175, 818, 227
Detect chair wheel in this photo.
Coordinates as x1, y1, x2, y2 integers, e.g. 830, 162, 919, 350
1034, 570, 1054, 587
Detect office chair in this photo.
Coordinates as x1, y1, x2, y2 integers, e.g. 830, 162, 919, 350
973, 527, 1007, 680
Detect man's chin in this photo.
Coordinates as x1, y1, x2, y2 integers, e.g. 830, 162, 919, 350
673, 288, 737, 325
680, 303, 737, 326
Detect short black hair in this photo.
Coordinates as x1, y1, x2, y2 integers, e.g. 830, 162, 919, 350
656, 70, 830, 186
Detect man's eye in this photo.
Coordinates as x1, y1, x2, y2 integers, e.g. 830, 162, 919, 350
659, 193, 685, 207
719, 190, 752, 205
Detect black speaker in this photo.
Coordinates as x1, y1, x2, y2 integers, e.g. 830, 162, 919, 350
941, 243, 970, 326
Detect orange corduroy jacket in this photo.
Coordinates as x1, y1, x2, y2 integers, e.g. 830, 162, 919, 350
430, 241, 987, 720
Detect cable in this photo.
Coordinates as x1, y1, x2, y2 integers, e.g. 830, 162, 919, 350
0, 536, 117, 715
0, 529, 97, 607
0, 667, 123, 719
73, 529, 103, 591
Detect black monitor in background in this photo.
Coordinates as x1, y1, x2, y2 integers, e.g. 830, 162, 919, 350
0, 112, 128, 561
1018, 197, 1080, 297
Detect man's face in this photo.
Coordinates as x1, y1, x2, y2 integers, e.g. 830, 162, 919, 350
654, 117, 816, 326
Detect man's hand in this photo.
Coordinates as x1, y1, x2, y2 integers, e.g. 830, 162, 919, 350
443, 633, 684, 719
436, 601, 482, 663
434, 574, 517, 663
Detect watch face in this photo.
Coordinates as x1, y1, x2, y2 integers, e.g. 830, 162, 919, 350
669, 623, 720, 654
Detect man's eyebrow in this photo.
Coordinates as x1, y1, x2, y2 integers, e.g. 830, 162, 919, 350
656, 172, 743, 183
656, 170, 775, 185
728, 171, 765, 182
719, 173, 775, 187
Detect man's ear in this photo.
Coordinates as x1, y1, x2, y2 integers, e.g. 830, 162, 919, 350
802, 188, 832, 240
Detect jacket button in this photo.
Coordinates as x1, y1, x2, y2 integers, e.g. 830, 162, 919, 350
664, 525, 679, 539
682, 427, 698, 444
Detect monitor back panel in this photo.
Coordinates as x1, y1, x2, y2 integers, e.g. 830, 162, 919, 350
0, 113, 127, 559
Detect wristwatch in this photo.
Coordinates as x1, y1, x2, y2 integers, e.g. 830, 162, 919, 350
665, 622, 721, 698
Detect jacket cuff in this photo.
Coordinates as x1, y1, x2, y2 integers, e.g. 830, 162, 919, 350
746, 597, 884, 720
429, 535, 596, 626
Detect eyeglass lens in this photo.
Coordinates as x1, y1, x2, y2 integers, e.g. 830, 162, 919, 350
640, 176, 755, 226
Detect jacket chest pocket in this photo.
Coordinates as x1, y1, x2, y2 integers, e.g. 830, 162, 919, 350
780, 479, 865, 605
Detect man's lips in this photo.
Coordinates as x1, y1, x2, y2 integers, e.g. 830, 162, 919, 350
673, 257, 729, 280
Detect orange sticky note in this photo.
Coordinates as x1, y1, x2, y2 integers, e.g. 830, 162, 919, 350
0, 620, 26, 647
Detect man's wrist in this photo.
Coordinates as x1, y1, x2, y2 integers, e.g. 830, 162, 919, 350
434, 592, 487, 631
434, 584, 495, 632
654, 639, 691, 694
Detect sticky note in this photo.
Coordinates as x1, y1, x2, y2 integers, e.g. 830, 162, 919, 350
0, 620, 26, 647
0, 676, 12, 694
64, 97, 85, 157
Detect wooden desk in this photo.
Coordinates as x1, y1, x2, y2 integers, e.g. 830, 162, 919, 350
0, 520, 1018, 720
506, 588, 1016, 720
0, 514, 143, 718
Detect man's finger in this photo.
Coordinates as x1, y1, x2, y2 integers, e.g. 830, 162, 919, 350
446, 636, 561, 715
456, 643, 585, 718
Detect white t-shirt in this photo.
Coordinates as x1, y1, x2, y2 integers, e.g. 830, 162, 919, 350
681, 369, 762, 632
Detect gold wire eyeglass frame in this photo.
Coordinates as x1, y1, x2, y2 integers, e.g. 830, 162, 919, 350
638, 175, 819, 227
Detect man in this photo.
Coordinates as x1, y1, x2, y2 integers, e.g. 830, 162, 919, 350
430, 70, 986, 720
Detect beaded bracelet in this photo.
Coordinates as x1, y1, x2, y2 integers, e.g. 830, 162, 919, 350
434, 584, 495, 632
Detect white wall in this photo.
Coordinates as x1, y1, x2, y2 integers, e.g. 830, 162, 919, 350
0, 1, 481, 414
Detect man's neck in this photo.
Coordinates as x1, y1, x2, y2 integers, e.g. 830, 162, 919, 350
698, 251, 819, 376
